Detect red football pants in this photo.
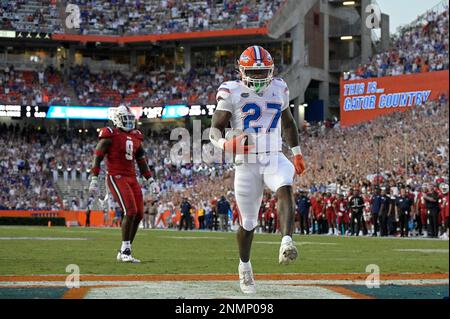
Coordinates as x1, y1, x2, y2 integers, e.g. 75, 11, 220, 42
106, 174, 144, 219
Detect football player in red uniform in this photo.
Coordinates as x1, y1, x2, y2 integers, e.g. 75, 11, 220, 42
439, 183, 449, 239
416, 186, 428, 236
323, 192, 337, 235
335, 193, 349, 235
312, 192, 325, 234
89, 105, 153, 263
362, 190, 372, 236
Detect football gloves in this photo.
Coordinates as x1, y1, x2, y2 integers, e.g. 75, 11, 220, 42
224, 134, 254, 155
294, 154, 306, 175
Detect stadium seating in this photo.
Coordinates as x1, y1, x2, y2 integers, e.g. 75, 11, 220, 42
344, 8, 448, 80
67, 64, 237, 107
1, 0, 284, 35
0, 0, 61, 33
0, 65, 71, 106
68, 0, 283, 35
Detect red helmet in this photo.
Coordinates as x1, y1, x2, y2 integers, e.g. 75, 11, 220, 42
238, 45, 274, 93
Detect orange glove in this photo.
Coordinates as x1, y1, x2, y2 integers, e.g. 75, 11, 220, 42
294, 154, 306, 175
223, 134, 254, 155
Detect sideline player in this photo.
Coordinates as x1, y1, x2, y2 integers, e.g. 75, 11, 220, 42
209, 46, 306, 294
89, 105, 153, 263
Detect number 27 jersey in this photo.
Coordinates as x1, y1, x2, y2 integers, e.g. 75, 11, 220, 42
215, 78, 290, 153
98, 127, 144, 177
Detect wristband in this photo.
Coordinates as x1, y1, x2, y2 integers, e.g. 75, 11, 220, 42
292, 146, 302, 156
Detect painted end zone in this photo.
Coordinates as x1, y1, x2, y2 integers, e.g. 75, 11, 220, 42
0, 274, 447, 299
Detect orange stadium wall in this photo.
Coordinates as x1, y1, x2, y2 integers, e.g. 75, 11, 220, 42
0, 210, 112, 227
339, 70, 449, 127
0, 210, 185, 228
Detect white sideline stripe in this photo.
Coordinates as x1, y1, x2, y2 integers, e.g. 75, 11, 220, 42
393, 249, 448, 253
254, 241, 338, 246
1, 279, 446, 288
159, 236, 226, 240
109, 175, 127, 216
0, 237, 88, 241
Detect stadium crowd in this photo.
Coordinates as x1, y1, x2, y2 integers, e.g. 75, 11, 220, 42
0, 0, 61, 33
67, 0, 284, 35
1, 0, 284, 35
0, 65, 71, 106
148, 98, 449, 239
344, 6, 449, 80
68, 64, 238, 107
0, 124, 62, 211
0, 97, 448, 238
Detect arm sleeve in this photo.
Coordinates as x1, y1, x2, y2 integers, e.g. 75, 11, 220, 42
274, 78, 290, 111
215, 84, 233, 113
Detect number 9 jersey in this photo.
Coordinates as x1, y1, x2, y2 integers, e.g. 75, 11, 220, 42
215, 78, 290, 154
98, 126, 144, 177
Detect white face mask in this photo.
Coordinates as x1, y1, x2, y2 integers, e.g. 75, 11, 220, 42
111, 106, 135, 131
119, 113, 135, 131
240, 66, 274, 93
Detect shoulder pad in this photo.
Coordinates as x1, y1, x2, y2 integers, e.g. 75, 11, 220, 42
216, 81, 240, 102
98, 127, 117, 139
272, 78, 289, 93
131, 129, 144, 141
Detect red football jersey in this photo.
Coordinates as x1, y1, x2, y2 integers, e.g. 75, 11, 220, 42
443, 194, 449, 218
312, 198, 324, 217
99, 127, 144, 177
335, 199, 348, 214
324, 197, 335, 214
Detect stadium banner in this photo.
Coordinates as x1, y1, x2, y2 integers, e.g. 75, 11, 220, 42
0, 209, 184, 227
340, 70, 449, 127
0, 210, 108, 227
0, 104, 217, 120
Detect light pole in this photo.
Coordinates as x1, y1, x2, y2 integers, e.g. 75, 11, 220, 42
374, 135, 384, 187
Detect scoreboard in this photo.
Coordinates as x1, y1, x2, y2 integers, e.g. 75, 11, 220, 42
0, 104, 217, 120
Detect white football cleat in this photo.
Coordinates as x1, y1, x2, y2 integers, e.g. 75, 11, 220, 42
439, 233, 449, 240
279, 237, 298, 265
239, 261, 256, 294
117, 248, 141, 263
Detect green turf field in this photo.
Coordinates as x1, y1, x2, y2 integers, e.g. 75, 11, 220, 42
0, 226, 448, 275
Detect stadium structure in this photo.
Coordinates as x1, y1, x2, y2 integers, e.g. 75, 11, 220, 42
0, 0, 392, 207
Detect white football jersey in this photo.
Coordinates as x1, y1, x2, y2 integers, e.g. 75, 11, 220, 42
215, 78, 290, 153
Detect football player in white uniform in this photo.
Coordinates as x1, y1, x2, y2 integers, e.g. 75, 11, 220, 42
209, 46, 306, 294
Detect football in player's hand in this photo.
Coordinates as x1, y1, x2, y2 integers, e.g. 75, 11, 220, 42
225, 129, 254, 146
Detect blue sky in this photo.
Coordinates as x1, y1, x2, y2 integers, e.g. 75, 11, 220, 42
376, 0, 447, 34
